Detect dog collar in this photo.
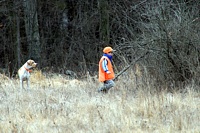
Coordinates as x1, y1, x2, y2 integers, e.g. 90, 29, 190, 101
24, 66, 32, 72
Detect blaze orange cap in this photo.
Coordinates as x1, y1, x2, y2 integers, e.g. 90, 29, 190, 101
103, 46, 115, 53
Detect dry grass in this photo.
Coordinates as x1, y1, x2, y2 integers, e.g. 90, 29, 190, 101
0, 70, 199, 133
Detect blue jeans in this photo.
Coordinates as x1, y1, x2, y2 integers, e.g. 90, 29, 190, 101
98, 80, 115, 92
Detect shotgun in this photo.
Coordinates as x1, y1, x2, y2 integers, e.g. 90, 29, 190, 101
113, 51, 149, 81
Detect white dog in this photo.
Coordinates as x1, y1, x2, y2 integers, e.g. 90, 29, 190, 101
18, 59, 37, 89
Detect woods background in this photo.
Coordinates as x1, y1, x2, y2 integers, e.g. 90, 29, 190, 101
0, 0, 199, 89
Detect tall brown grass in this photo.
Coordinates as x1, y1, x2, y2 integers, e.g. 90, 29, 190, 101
0, 70, 199, 133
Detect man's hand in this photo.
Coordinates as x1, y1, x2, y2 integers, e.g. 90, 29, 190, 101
106, 71, 111, 74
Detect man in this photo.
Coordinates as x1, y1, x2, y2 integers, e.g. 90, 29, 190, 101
98, 46, 115, 93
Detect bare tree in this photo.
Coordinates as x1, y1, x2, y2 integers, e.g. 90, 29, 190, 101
98, 0, 110, 43
16, 8, 21, 68
23, 0, 40, 64
131, 0, 200, 86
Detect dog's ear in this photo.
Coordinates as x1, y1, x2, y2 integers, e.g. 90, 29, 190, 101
27, 60, 36, 66
27, 60, 32, 65
27, 60, 30, 65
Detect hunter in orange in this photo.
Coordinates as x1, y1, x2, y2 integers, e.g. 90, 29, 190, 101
98, 46, 116, 93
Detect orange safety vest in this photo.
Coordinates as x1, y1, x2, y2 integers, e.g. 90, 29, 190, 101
99, 56, 115, 82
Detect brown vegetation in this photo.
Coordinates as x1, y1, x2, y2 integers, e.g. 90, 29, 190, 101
0, 70, 199, 132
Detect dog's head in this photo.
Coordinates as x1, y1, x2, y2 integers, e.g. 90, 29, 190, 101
27, 60, 37, 68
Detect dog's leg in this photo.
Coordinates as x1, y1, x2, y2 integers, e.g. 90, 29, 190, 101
20, 79, 23, 89
27, 79, 30, 89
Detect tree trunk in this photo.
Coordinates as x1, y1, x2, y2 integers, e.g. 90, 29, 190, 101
23, 0, 40, 64
16, 10, 21, 68
99, 0, 110, 43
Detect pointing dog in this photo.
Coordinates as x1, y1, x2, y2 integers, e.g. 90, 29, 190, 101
18, 59, 37, 89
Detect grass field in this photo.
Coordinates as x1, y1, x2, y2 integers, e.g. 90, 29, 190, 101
0, 71, 199, 133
